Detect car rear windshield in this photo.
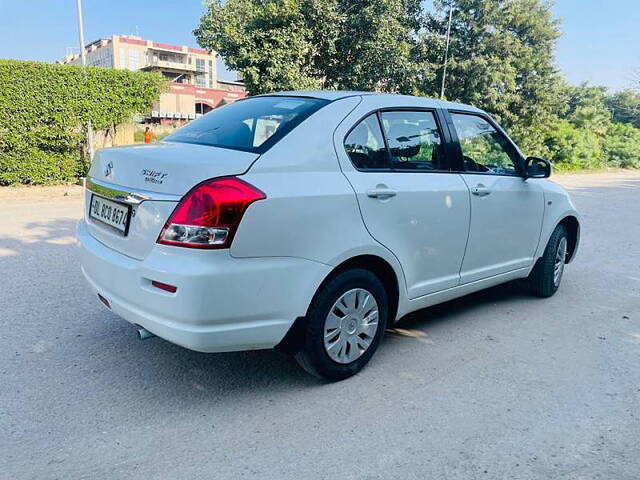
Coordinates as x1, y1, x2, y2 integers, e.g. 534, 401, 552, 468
164, 96, 329, 153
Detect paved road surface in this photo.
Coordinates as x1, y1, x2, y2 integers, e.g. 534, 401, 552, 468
2, 173, 639, 479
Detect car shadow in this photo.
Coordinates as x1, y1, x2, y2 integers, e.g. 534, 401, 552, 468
91, 279, 536, 402
393, 279, 530, 331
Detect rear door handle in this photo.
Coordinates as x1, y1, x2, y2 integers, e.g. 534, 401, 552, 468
471, 184, 491, 197
366, 188, 397, 199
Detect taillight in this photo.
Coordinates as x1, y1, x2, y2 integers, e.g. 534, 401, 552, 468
157, 177, 265, 249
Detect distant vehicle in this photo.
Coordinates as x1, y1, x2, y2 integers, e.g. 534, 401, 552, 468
77, 91, 580, 380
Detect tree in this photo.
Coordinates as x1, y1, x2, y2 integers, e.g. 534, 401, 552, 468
323, 0, 424, 92
422, 0, 564, 154
194, 0, 322, 95
603, 122, 640, 168
561, 83, 611, 135
605, 90, 640, 128
194, 0, 425, 95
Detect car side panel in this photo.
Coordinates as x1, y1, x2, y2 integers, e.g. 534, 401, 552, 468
332, 96, 472, 299
231, 171, 377, 264
532, 179, 581, 266
457, 174, 545, 283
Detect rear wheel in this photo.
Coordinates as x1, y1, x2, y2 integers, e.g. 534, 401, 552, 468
295, 269, 388, 381
528, 224, 568, 297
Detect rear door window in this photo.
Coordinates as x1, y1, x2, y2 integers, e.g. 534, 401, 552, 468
166, 96, 328, 153
379, 111, 447, 171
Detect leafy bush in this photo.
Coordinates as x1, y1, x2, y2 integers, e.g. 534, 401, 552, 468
603, 123, 640, 168
0, 60, 165, 185
541, 120, 604, 170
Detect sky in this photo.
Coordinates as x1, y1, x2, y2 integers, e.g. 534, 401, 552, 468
0, 0, 638, 91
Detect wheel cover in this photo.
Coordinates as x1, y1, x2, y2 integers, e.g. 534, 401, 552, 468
554, 237, 567, 287
323, 288, 379, 364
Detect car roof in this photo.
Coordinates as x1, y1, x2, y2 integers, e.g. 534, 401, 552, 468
263, 90, 375, 101
261, 91, 483, 113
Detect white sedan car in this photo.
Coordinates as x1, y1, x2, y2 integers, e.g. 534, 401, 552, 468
78, 91, 580, 380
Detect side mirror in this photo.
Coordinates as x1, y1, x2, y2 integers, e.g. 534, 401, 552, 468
524, 156, 551, 179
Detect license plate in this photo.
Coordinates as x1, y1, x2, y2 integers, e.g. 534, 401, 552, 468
89, 194, 131, 235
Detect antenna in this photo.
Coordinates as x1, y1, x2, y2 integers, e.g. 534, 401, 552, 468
440, 3, 453, 100
76, 0, 95, 159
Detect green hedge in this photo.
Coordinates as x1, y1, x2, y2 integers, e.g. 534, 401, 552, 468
539, 120, 640, 172
0, 60, 165, 185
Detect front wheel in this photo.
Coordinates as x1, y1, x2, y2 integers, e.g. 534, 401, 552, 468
295, 269, 388, 381
528, 224, 568, 297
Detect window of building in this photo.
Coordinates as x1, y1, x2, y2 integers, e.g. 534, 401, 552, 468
101, 50, 113, 68
119, 48, 126, 69
195, 58, 206, 87
129, 49, 139, 70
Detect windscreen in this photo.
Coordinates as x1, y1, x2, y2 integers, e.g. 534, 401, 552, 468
165, 96, 329, 153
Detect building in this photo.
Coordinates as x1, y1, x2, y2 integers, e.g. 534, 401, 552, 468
61, 34, 246, 124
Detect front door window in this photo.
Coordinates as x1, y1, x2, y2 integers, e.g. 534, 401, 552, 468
451, 113, 520, 175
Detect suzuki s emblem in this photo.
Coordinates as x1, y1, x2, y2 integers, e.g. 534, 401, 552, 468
104, 161, 114, 179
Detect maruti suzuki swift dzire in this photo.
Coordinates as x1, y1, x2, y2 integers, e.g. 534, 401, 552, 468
78, 91, 580, 380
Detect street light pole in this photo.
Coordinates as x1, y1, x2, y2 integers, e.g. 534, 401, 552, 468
440, 4, 453, 100
76, 0, 95, 159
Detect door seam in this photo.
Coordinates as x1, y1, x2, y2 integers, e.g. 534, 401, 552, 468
457, 174, 473, 281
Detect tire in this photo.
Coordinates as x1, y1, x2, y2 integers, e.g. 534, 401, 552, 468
295, 269, 388, 381
528, 224, 568, 298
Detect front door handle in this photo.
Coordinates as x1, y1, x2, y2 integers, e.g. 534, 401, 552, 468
471, 184, 491, 197
367, 188, 397, 199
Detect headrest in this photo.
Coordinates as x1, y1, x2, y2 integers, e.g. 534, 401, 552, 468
388, 123, 421, 158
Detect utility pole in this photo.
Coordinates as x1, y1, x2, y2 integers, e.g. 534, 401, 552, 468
440, 4, 453, 100
76, 0, 95, 159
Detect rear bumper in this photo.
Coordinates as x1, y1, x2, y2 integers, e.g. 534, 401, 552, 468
77, 220, 330, 352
